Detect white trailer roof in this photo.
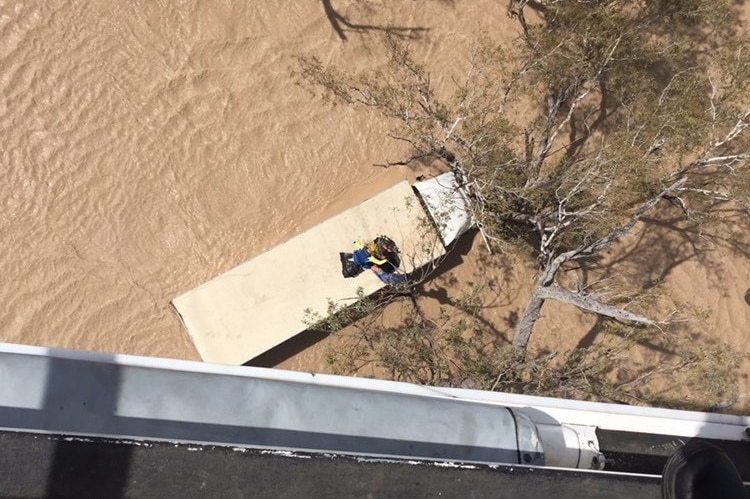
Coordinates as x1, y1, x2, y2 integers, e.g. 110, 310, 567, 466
172, 181, 445, 365
412, 172, 474, 246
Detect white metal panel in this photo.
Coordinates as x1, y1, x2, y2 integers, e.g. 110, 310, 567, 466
412, 172, 474, 246
0, 343, 538, 466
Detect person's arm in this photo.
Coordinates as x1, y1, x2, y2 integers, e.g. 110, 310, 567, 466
367, 255, 388, 266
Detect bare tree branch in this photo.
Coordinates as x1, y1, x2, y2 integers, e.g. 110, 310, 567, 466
538, 285, 659, 326
571, 176, 688, 259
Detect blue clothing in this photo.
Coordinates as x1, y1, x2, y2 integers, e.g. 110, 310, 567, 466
376, 271, 408, 286
352, 248, 373, 269
353, 247, 407, 285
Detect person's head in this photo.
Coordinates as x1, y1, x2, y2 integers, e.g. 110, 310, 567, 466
366, 242, 378, 255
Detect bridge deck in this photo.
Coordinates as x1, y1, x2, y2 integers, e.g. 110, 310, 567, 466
0, 430, 664, 499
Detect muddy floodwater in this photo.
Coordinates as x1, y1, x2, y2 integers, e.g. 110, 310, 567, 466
0, 1, 513, 359
2, 0, 749, 412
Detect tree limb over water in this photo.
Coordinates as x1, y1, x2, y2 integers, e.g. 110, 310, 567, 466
298, 0, 749, 406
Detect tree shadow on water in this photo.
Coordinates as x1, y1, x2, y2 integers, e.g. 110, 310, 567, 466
579, 203, 749, 302
321, 0, 429, 42
573, 315, 677, 357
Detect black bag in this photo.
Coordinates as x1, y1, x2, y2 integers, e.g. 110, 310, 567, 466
340, 252, 364, 278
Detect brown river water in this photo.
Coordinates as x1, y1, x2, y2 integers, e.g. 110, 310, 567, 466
1, 1, 512, 359
3, 0, 749, 409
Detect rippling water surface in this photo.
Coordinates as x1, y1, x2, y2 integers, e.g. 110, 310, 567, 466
0, 1, 508, 358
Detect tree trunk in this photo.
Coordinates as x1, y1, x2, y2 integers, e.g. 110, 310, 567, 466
512, 252, 570, 353
512, 288, 546, 352
511, 178, 686, 353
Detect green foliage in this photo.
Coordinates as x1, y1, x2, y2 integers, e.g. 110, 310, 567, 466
298, 0, 747, 264
636, 342, 744, 411
321, 289, 741, 410
297, 0, 748, 408
680, 343, 743, 408
303, 287, 379, 334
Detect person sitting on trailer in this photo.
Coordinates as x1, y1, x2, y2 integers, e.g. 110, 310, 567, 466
352, 239, 407, 286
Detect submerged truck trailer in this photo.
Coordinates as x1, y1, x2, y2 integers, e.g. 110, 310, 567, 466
172, 172, 473, 365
